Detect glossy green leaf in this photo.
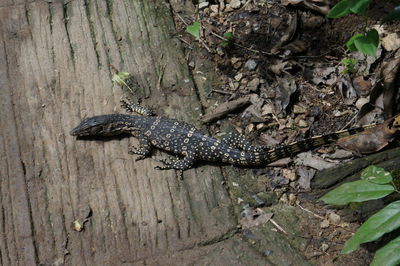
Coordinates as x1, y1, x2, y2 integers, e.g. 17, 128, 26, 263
327, 0, 352, 18
342, 200, 400, 254
320, 180, 394, 205
349, 0, 371, 14
371, 235, 400, 266
346, 34, 364, 51
361, 165, 392, 184
186, 22, 201, 40
328, 0, 371, 18
354, 29, 379, 56
383, 5, 400, 23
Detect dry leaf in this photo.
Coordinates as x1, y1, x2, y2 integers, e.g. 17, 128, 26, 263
382, 48, 400, 117
282, 40, 308, 54
295, 152, 338, 170
240, 208, 274, 229
338, 114, 400, 154
270, 60, 289, 75
381, 33, 400, 51
281, 0, 329, 15
352, 76, 372, 96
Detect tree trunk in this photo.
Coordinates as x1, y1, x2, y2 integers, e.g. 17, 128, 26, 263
0, 0, 342, 265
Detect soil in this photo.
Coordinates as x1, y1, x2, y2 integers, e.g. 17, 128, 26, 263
170, 0, 400, 264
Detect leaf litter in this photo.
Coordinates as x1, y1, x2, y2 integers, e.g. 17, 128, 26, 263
166, 1, 400, 264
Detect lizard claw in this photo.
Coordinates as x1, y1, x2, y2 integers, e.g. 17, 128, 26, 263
135, 155, 146, 161
154, 158, 173, 170
154, 165, 169, 170
128, 146, 139, 155
177, 170, 183, 180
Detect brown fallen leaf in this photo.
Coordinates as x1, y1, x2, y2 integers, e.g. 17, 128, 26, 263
281, 40, 308, 55
352, 76, 372, 96
271, 13, 298, 53
337, 114, 400, 154
281, 0, 329, 15
382, 48, 400, 117
381, 33, 400, 51
295, 152, 338, 170
275, 75, 298, 113
374, 25, 400, 52
301, 14, 325, 29
270, 60, 289, 75
240, 208, 274, 229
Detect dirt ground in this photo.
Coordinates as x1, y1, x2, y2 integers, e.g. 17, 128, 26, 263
171, 1, 400, 264
0, 0, 399, 265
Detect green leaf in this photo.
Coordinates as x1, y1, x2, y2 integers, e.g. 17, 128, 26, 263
340, 57, 357, 74
371, 235, 400, 266
186, 22, 201, 40
341, 58, 356, 66
346, 34, 364, 51
342, 200, 400, 254
220, 32, 234, 48
349, 0, 371, 14
361, 165, 392, 184
223, 32, 234, 41
320, 180, 394, 205
327, 0, 352, 18
354, 29, 379, 56
112, 71, 131, 86
383, 5, 400, 23
340, 58, 357, 74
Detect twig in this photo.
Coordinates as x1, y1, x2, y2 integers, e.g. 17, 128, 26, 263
208, 30, 274, 56
199, 38, 212, 53
340, 111, 360, 130
296, 202, 324, 220
269, 218, 287, 234
175, 13, 211, 52
211, 89, 234, 95
177, 36, 192, 47
240, 0, 253, 10
157, 54, 167, 91
175, 12, 188, 26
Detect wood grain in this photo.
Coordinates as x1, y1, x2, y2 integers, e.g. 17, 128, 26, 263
0, 1, 235, 264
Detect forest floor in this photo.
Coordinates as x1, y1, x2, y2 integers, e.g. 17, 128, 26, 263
1, 0, 399, 265
165, 0, 400, 264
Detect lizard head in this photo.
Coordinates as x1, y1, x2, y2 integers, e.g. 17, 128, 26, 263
70, 115, 133, 136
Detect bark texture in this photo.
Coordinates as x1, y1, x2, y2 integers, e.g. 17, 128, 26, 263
0, 1, 237, 264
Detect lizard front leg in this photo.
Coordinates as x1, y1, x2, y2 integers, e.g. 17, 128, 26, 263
128, 134, 152, 161
120, 99, 155, 116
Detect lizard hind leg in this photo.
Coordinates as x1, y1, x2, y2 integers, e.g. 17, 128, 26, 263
154, 154, 195, 171
221, 132, 267, 152
128, 135, 152, 161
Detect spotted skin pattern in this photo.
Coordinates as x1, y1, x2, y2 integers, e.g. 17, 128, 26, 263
70, 113, 375, 172
221, 132, 265, 152
120, 100, 155, 116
